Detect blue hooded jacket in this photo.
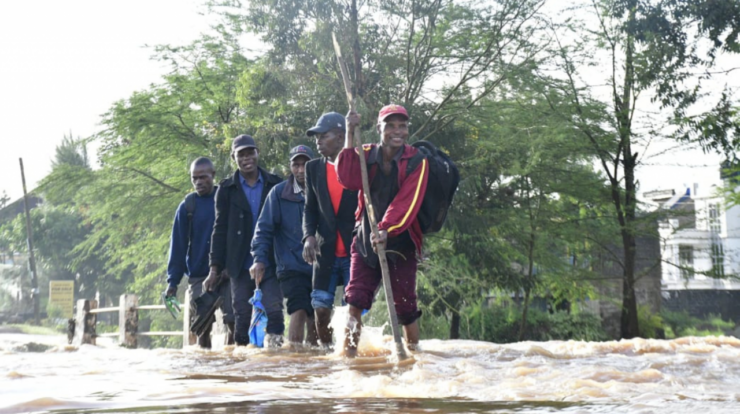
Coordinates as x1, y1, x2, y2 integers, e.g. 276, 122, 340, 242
251, 176, 312, 276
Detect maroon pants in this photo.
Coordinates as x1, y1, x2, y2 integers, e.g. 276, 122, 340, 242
345, 238, 422, 325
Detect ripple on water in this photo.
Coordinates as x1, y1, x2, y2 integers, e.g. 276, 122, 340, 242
3, 334, 740, 413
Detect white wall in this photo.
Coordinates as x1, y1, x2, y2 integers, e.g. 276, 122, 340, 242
661, 194, 740, 290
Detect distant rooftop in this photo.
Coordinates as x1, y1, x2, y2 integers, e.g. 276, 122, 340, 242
662, 188, 691, 210
0, 194, 42, 225
644, 189, 675, 202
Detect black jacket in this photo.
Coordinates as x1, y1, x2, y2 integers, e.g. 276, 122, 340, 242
210, 167, 282, 279
302, 158, 358, 291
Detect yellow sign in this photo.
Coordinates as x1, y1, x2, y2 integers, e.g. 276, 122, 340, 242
49, 281, 75, 318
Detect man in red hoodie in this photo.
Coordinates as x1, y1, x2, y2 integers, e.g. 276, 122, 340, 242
335, 104, 429, 357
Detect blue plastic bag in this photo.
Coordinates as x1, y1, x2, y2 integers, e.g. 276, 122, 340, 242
249, 288, 267, 347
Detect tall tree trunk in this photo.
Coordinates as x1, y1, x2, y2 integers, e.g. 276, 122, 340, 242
450, 312, 461, 339
518, 287, 531, 342
617, 2, 640, 339
620, 226, 639, 338
518, 228, 536, 341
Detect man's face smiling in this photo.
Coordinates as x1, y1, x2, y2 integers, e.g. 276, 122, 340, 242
234, 147, 259, 176
379, 114, 409, 150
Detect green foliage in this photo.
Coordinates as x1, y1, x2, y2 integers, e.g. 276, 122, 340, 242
661, 310, 701, 338
45, 302, 66, 320
637, 305, 664, 339
661, 310, 736, 338
543, 0, 740, 338
20, 0, 738, 344
8, 324, 64, 336
52, 133, 89, 169
458, 303, 609, 343
95, 321, 118, 335
707, 314, 735, 331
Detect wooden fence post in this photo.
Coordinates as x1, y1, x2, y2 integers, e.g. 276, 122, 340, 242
183, 289, 194, 348
119, 294, 138, 348
73, 299, 97, 346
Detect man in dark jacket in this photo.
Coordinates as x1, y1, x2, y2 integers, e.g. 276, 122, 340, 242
164, 157, 234, 348
303, 112, 359, 349
251, 145, 318, 349
205, 135, 285, 347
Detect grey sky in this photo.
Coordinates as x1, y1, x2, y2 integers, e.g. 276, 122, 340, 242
0, 0, 735, 204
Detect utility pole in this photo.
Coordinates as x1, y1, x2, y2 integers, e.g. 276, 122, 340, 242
19, 158, 40, 325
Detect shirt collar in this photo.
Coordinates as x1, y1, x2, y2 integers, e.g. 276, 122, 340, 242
293, 177, 304, 194
239, 171, 263, 187
369, 144, 405, 165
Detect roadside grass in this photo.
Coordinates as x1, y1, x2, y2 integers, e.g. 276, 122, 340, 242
8, 323, 65, 336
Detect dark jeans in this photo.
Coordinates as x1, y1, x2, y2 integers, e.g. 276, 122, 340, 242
278, 270, 313, 315
311, 256, 351, 309
231, 270, 285, 345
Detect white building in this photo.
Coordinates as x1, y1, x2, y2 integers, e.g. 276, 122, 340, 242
648, 183, 740, 290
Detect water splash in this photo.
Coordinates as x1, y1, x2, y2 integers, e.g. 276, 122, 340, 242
1, 330, 740, 413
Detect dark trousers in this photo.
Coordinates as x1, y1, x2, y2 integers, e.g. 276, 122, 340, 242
278, 270, 313, 315
231, 269, 285, 345
345, 238, 421, 326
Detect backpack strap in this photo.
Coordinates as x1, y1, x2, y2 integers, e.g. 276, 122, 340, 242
183, 192, 198, 256
405, 149, 427, 180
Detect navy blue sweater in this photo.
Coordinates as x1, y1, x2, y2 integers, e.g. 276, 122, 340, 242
251, 176, 312, 276
167, 188, 216, 288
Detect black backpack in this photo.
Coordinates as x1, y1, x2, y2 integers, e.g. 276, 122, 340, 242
406, 141, 460, 234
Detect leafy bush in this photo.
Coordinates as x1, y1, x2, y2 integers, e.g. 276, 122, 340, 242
661, 310, 700, 338
661, 310, 735, 338
45, 302, 69, 321
458, 304, 609, 343
547, 311, 611, 341
707, 313, 735, 331
637, 305, 664, 339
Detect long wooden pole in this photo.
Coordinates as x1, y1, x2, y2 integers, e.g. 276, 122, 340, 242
19, 158, 40, 325
332, 33, 408, 361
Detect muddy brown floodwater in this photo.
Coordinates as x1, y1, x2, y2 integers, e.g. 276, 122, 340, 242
1, 323, 740, 414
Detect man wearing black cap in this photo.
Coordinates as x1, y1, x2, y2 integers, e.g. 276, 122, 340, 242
303, 112, 359, 349
205, 134, 285, 347
251, 145, 318, 349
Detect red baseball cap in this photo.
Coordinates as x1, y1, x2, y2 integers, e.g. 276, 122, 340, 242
377, 104, 409, 123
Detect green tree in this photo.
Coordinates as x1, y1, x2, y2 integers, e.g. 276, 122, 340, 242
52, 132, 89, 169
544, 0, 740, 338
210, 0, 546, 140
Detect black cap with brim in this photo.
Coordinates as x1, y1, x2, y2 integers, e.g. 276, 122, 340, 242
232, 134, 257, 153
289, 145, 315, 161
306, 112, 346, 137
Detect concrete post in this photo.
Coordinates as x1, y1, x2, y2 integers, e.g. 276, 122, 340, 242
72, 299, 97, 346
119, 294, 138, 348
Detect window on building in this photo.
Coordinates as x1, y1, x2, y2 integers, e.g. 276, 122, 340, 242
711, 241, 725, 278
708, 203, 722, 234
678, 245, 694, 279
707, 203, 725, 278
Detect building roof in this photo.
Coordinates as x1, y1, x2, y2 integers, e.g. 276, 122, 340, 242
662, 188, 691, 210
0, 195, 43, 225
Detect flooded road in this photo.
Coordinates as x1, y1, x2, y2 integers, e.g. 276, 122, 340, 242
2, 326, 740, 414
